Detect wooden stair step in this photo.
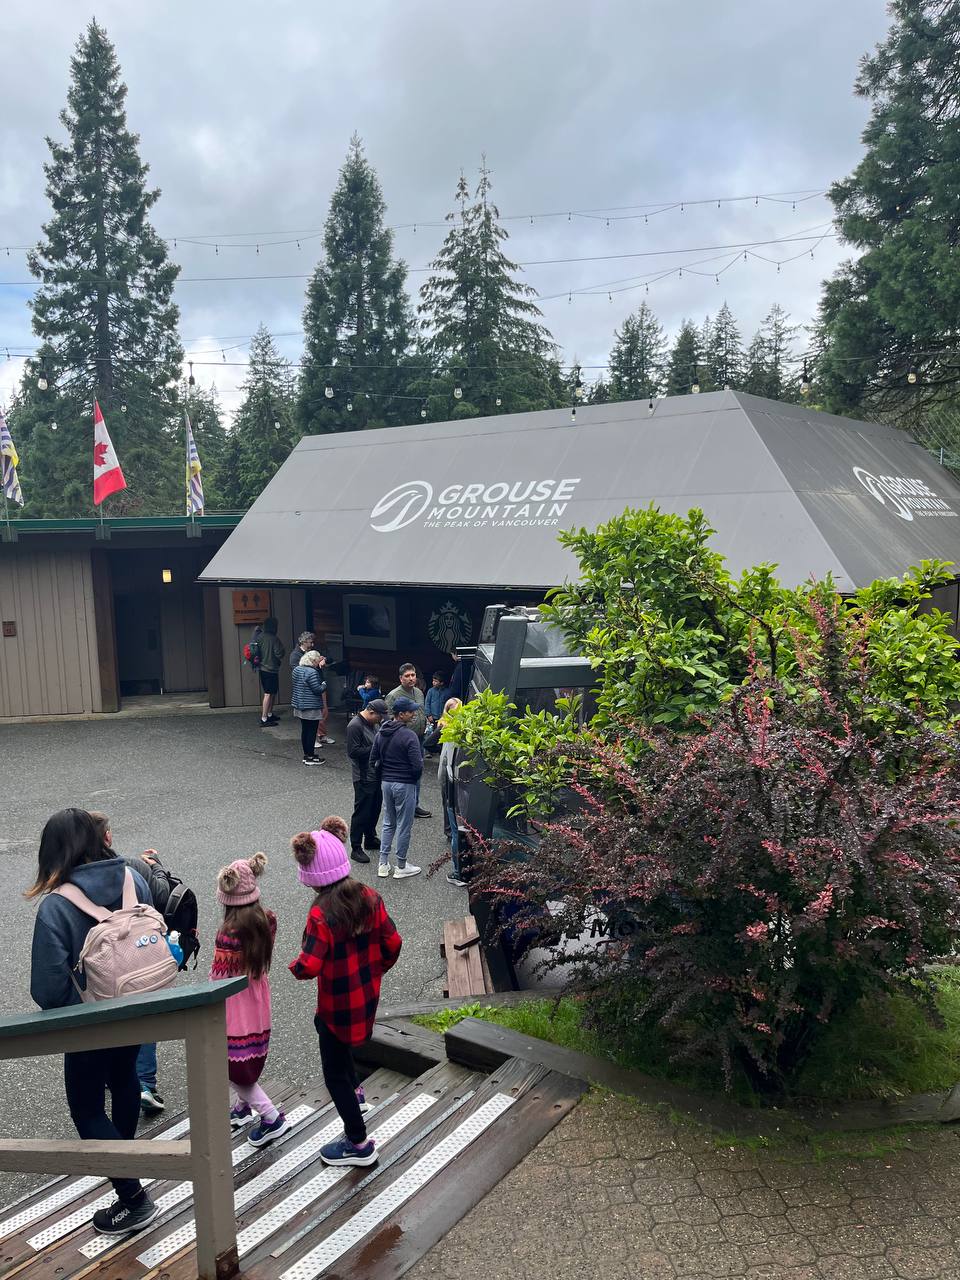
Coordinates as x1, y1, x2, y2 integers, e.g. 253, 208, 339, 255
242, 1057, 586, 1280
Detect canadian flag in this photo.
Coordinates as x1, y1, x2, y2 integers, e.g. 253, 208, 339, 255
93, 400, 127, 506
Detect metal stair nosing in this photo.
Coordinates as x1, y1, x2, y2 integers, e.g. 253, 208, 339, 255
4, 1070, 416, 1280
241, 1056, 583, 1280
154, 1060, 483, 1280
0, 1077, 324, 1280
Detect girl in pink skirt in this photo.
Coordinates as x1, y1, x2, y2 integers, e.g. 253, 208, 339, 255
211, 853, 289, 1147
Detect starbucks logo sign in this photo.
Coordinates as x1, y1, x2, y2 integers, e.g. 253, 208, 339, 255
428, 600, 473, 652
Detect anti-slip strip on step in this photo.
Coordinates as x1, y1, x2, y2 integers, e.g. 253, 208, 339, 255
0, 1116, 191, 1242
280, 1093, 516, 1280
236, 1092, 441, 1258
19, 1117, 195, 1250
137, 1093, 428, 1269
78, 1104, 318, 1259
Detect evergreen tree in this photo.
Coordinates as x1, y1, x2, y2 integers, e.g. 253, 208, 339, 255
706, 301, 744, 390
589, 377, 611, 404
607, 302, 665, 400
417, 161, 559, 418
665, 320, 702, 397
226, 327, 298, 508
297, 136, 412, 435
696, 316, 716, 392
742, 305, 800, 400
14, 21, 182, 516
816, 0, 960, 413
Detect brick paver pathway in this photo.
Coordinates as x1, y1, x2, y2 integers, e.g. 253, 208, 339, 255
407, 1091, 960, 1280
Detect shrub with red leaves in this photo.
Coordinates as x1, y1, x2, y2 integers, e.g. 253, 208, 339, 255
468, 665, 960, 1091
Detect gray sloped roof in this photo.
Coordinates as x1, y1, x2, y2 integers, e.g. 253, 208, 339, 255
199, 390, 960, 592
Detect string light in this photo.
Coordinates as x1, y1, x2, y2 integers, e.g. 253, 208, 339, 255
907, 367, 918, 384
453, 385, 463, 399
346, 399, 353, 411
324, 383, 334, 398
495, 396, 502, 406
187, 362, 195, 387
800, 360, 810, 396
420, 405, 427, 418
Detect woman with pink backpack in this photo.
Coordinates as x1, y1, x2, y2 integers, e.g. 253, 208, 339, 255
27, 808, 162, 1238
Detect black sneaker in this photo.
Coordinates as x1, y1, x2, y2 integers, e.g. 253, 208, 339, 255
92, 1195, 160, 1236
364, 837, 381, 851
302, 756, 323, 765
351, 848, 371, 863
414, 806, 432, 819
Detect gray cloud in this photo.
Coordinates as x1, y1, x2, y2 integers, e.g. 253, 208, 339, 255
1, 0, 890, 410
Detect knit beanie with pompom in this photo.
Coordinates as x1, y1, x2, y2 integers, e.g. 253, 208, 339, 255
291, 829, 350, 888
217, 851, 267, 906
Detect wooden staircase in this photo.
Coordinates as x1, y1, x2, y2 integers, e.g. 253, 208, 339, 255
0, 1034, 585, 1280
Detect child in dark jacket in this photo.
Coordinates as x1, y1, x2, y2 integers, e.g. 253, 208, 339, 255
28, 808, 159, 1238
289, 817, 402, 1167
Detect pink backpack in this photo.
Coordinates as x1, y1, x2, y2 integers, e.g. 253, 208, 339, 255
56, 869, 179, 1002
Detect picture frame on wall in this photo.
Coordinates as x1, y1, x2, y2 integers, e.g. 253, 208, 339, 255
342, 594, 397, 650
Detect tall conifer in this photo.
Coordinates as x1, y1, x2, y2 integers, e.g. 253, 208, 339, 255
297, 136, 412, 434
16, 21, 182, 515
607, 302, 665, 400
225, 327, 298, 509
417, 161, 559, 418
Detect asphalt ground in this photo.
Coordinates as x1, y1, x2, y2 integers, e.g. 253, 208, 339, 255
0, 708, 460, 1203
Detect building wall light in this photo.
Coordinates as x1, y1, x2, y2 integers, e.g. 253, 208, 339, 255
161, 568, 173, 584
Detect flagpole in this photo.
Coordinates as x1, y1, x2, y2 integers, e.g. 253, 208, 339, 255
186, 408, 193, 528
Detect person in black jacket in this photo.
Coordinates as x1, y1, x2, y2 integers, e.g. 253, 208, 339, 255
27, 808, 160, 1238
345, 698, 387, 863
368, 697, 423, 880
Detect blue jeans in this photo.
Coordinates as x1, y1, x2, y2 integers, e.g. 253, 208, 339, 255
380, 781, 417, 868
136, 1042, 157, 1089
446, 802, 461, 877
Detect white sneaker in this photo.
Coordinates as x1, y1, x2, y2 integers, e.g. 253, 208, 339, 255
377, 863, 391, 878
320, 735, 336, 745
393, 863, 421, 879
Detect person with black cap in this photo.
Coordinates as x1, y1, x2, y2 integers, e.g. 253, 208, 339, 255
345, 698, 388, 863
368, 696, 423, 879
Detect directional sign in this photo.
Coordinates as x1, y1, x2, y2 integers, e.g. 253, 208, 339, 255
232, 589, 272, 625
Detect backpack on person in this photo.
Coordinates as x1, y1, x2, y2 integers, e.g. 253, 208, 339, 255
243, 634, 263, 670
55, 869, 180, 1002
138, 856, 201, 971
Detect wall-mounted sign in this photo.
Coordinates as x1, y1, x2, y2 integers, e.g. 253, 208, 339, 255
427, 599, 473, 652
852, 467, 957, 522
2, 621, 15, 638
232, 589, 272, 625
369, 477, 582, 534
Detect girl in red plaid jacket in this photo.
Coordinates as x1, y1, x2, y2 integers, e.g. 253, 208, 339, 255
289, 817, 403, 1167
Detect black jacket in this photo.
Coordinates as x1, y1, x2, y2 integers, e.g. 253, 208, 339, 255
346, 713, 378, 783
369, 719, 423, 784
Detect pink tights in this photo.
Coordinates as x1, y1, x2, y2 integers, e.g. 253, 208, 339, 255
232, 1081, 278, 1124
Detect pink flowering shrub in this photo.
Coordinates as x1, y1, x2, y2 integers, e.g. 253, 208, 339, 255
468, 636, 960, 1090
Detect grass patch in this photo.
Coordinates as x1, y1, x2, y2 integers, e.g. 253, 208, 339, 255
414, 968, 960, 1104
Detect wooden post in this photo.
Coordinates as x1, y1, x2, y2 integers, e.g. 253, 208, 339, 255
203, 583, 226, 708
185, 1002, 238, 1280
91, 549, 120, 712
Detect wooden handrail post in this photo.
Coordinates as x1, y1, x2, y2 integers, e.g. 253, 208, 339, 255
185, 1001, 239, 1280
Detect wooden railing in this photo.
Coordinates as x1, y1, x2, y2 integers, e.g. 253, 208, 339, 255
0, 977, 247, 1280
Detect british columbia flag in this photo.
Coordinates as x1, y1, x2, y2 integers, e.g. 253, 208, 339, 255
186, 411, 204, 516
0, 406, 23, 506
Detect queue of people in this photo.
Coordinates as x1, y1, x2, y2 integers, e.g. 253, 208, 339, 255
27, 803, 403, 1237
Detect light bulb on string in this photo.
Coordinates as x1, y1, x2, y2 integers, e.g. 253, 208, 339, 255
495, 396, 502, 406
324, 383, 334, 399
50, 421, 58, 431
273, 420, 281, 431
691, 369, 701, 395
453, 385, 463, 400
800, 360, 811, 396
120, 404, 127, 413
907, 367, 918, 384
420, 405, 427, 419
188, 362, 195, 387
37, 373, 48, 391
570, 406, 577, 422
346, 400, 353, 412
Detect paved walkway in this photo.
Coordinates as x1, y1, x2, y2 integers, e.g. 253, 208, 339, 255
408, 1090, 960, 1280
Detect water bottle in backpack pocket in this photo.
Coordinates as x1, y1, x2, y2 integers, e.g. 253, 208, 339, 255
55, 869, 179, 1002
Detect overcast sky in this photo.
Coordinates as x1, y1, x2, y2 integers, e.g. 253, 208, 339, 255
0, 0, 891, 414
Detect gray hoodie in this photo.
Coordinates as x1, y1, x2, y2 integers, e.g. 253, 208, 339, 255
30, 858, 151, 1010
